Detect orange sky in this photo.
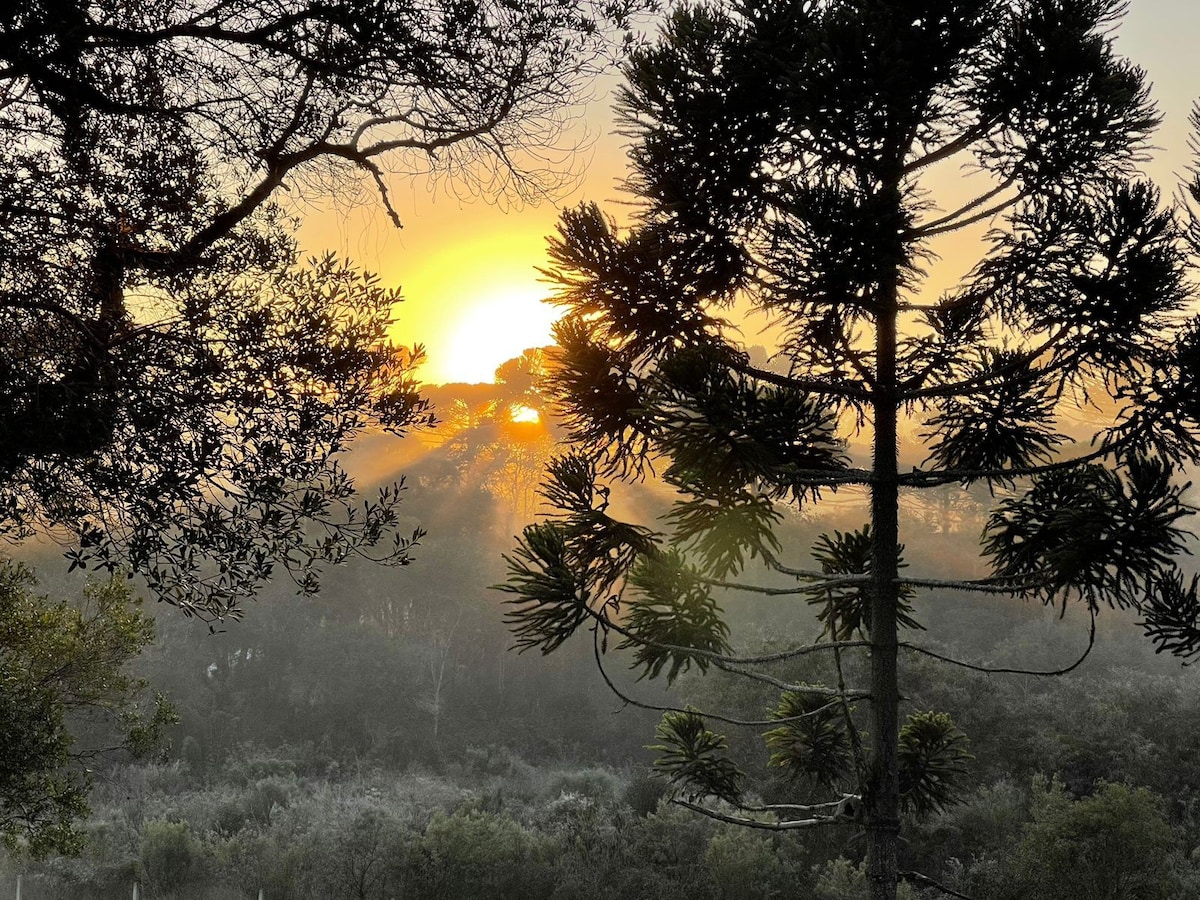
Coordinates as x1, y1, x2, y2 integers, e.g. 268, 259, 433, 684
297, 1, 1200, 387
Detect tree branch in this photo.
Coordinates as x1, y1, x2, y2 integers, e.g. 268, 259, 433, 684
899, 870, 978, 900
582, 589, 871, 670
713, 659, 864, 698
591, 631, 849, 728
727, 356, 872, 404
903, 118, 999, 175
704, 574, 876, 597
916, 190, 1027, 239
898, 575, 1049, 595
672, 798, 845, 831
909, 176, 1018, 237
901, 437, 1127, 487
900, 610, 1096, 678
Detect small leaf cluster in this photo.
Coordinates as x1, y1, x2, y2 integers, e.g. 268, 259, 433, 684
649, 710, 743, 804
763, 691, 855, 789
983, 456, 1192, 610
809, 526, 922, 640
499, 453, 663, 656
897, 712, 973, 817
623, 549, 731, 682
1140, 574, 1200, 663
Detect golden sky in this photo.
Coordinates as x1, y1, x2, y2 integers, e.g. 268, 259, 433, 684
297, 0, 1200, 387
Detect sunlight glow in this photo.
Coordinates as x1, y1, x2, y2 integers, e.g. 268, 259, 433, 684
509, 403, 541, 424
442, 285, 559, 384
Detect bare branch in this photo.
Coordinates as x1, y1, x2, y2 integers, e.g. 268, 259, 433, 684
900, 611, 1096, 678
704, 576, 870, 597
900, 870, 979, 900
714, 659, 866, 698
916, 190, 1027, 239
727, 355, 873, 404
899, 575, 1050, 595
903, 118, 999, 175
832, 612, 867, 782
765, 558, 873, 585
672, 798, 846, 830
591, 632, 849, 728
909, 175, 1018, 237
901, 438, 1127, 487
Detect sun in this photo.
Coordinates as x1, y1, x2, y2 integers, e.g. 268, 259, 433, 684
509, 403, 541, 424
442, 285, 559, 384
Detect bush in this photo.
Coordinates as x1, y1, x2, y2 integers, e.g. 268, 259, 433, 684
419, 809, 554, 899
812, 858, 917, 900
1000, 778, 1177, 900
623, 769, 669, 818
244, 778, 293, 828
705, 827, 781, 899
140, 819, 202, 894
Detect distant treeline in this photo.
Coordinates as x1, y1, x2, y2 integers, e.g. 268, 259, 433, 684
5, 635, 1200, 900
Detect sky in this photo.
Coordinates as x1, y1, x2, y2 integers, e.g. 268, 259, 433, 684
297, 0, 1200, 387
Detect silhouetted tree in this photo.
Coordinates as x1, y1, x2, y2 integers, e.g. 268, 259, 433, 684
500, 2, 1200, 897
0, 0, 646, 617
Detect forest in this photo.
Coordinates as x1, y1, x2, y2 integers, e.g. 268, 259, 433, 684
3, 436, 1200, 899
4, 1, 1200, 899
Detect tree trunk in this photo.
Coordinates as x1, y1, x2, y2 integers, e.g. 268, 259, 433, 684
867, 242, 903, 900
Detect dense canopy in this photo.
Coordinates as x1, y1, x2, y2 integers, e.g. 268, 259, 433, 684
0, 0, 639, 616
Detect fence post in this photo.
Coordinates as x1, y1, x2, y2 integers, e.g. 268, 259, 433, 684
132, 882, 139, 900
15, 874, 21, 900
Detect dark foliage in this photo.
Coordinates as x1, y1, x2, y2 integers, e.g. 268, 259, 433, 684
500, 2, 1200, 897
0, 0, 644, 616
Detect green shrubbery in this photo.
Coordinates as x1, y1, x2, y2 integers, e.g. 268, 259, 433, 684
3, 727, 1200, 900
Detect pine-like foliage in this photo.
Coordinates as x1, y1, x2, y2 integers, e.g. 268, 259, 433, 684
809, 527, 923, 640
897, 712, 973, 817
650, 710, 743, 803
763, 691, 855, 789
501, 2, 1200, 897
624, 549, 732, 682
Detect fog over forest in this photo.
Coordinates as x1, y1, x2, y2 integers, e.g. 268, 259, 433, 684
7, 1, 1200, 899
3, 361, 1199, 899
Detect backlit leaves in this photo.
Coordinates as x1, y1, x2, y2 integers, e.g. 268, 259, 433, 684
983, 456, 1192, 609
665, 493, 782, 579
650, 710, 742, 803
1141, 573, 1200, 663
652, 346, 847, 502
623, 549, 731, 682
548, 319, 654, 472
498, 453, 658, 654
809, 526, 922, 640
924, 355, 1066, 480
499, 523, 589, 655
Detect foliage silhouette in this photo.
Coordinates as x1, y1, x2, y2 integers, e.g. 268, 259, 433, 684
0, 0, 646, 617
500, 2, 1200, 898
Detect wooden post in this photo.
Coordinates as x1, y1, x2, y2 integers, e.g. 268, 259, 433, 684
15, 874, 21, 900
132, 882, 139, 900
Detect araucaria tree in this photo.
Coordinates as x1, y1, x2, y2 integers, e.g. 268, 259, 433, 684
0, 0, 641, 617
500, 2, 1200, 898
